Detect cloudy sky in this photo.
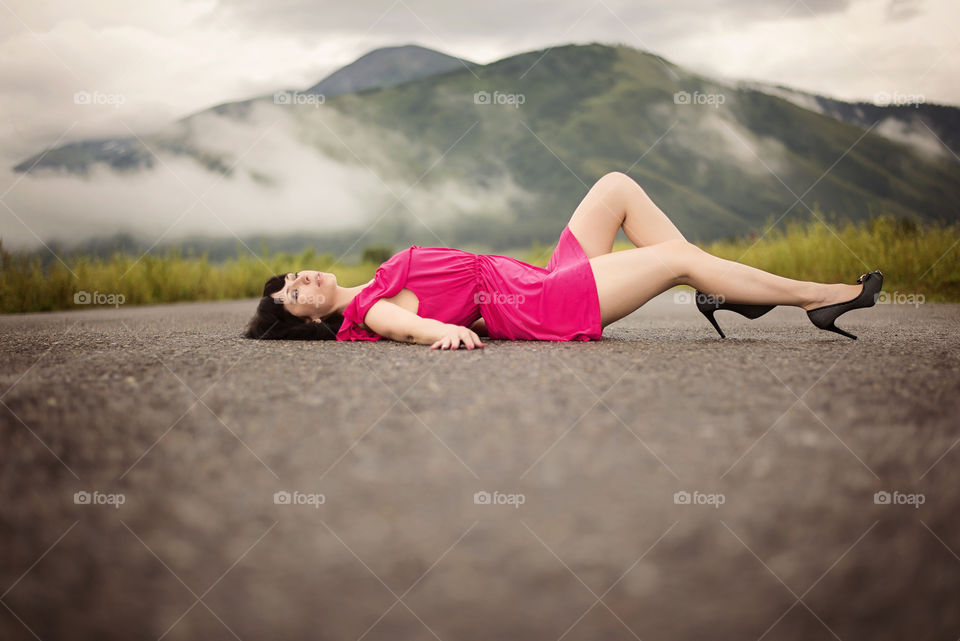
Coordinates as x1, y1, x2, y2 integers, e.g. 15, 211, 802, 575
0, 0, 956, 163
0, 0, 956, 250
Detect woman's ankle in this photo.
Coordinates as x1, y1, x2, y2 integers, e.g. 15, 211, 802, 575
796, 282, 824, 311
802, 283, 860, 311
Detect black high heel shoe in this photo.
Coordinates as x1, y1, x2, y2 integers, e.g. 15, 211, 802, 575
695, 291, 775, 339
805, 270, 883, 340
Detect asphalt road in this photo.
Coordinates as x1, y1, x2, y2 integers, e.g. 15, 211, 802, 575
1, 292, 959, 641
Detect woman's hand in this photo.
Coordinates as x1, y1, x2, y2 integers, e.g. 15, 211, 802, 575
430, 324, 485, 350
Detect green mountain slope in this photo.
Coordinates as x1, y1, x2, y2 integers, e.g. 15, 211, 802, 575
11, 43, 960, 253
308, 42, 959, 245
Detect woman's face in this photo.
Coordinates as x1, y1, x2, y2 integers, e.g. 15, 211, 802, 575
270, 270, 338, 320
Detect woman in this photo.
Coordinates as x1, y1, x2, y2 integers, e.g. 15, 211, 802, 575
244, 172, 882, 349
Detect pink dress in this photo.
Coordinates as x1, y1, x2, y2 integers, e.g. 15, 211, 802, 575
336, 224, 603, 341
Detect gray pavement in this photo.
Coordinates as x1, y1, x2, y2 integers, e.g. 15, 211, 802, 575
1, 292, 959, 641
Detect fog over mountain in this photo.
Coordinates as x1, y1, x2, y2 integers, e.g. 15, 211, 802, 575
4, 43, 959, 258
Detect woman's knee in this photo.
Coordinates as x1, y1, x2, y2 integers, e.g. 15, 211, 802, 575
589, 172, 642, 214
598, 171, 637, 193
653, 238, 702, 280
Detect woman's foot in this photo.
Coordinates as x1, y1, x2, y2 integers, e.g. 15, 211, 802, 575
802, 282, 864, 311
805, 271, 883, 339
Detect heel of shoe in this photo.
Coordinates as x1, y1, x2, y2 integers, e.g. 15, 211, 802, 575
702, 309, 726, 339
695, 290, 773, 338
823, 321, 857, 340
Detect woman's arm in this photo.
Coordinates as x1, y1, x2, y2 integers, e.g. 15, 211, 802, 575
363, 299, 483, 348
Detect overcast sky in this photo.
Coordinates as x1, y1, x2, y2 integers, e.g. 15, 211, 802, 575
0, 0, 956, 164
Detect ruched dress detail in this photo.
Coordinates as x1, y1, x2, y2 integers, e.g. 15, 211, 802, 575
336, 224, 602, 342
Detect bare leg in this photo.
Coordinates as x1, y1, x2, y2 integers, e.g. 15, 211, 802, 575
589, 239, 862, 328
562, 172, 861, 328
566, 172, 686, 259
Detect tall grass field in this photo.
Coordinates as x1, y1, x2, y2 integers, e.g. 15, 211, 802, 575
2, 215, 957, 314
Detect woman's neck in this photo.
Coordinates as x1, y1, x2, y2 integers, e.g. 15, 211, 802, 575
330, 279, 374, 315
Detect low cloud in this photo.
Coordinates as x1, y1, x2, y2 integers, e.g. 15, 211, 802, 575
1, 100, 537, 250
0, 0, 955, 250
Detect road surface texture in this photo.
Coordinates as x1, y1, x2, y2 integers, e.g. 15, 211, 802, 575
1, 292, 959, 641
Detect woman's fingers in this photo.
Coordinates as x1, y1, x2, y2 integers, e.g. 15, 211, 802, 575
430, 326, 485, 350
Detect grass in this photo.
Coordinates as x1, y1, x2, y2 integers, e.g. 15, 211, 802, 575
515, 214, 960, 303
699, 215, 960, 302
2, 214, 958, 314
0, 244, 380, 314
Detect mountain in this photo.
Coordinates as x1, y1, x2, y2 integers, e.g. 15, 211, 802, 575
10, 43, 960, 254
738, 81, 960, 162
304, 44, 475, 96
12, 44, 478, 176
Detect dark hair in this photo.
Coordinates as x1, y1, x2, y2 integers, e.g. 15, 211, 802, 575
244, 274, 344, 340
